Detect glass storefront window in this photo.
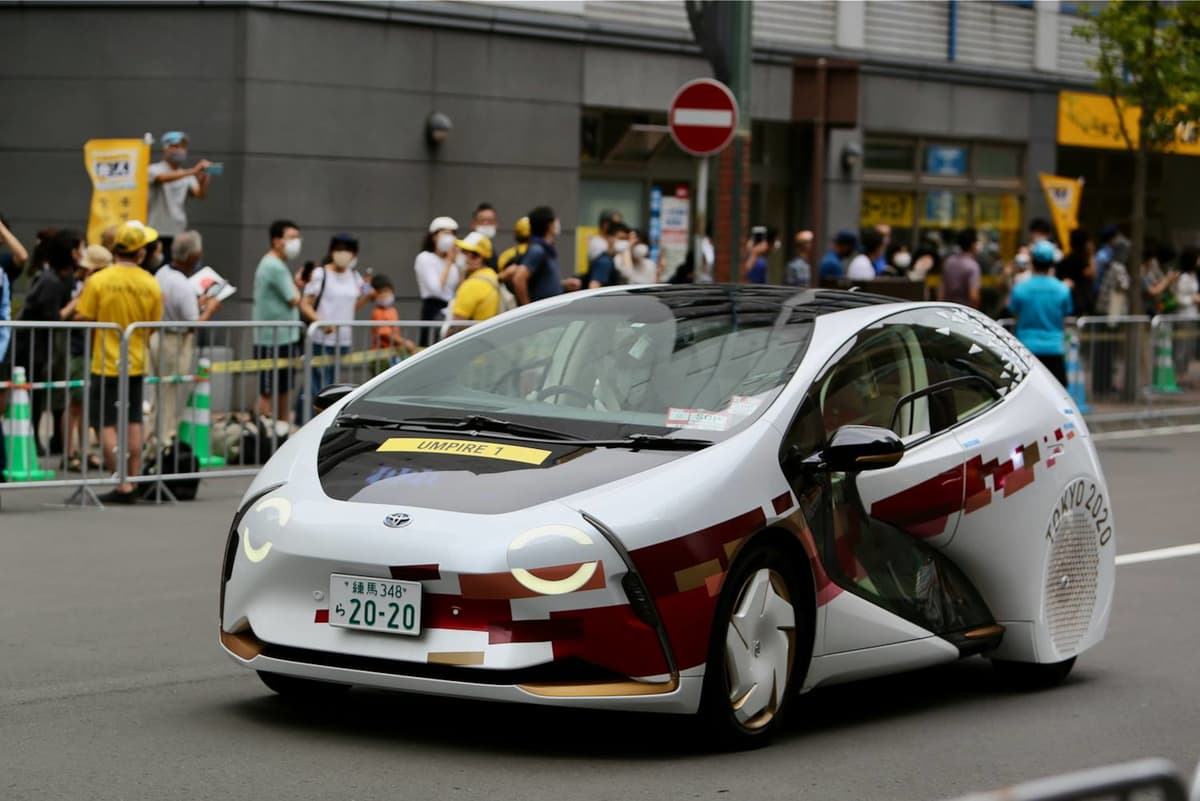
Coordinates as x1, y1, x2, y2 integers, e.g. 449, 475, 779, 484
922, 144, 969, 178
974, 193, 1023, 265
865, 139, 916, 173
975, 145, 1023, 179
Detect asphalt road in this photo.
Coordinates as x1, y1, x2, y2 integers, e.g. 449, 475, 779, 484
2, 431, 1199, 801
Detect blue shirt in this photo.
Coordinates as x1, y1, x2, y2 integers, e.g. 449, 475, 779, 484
1009, 274, 1073, 356
524, 240, 561, 303
818, 250, 843, 279
0, 270, 10, 362
746, 255, 767, 284
587, 252, 615, 287
1094, 244, 1112, 293
873, 254, 887, 275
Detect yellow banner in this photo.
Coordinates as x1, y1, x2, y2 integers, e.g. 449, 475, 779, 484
1039, 173, 1083, 253
377, 437, 552, 466
576, 225, 598, 276
1057, 91, 1200, 155
83, 138, 151, 245
860, 192, 914, 227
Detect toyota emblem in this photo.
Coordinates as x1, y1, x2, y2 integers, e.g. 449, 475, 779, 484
383, 512, 411, 528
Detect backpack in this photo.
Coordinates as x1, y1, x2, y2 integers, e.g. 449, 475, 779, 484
239, 416, 290, 465
141, 440, 201, 501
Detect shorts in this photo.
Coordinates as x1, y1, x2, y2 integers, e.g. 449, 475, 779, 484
256, 343, 297, 397
68, 355, 86, 403
88, 374, 144, 429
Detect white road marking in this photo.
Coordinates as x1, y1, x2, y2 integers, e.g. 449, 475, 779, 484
1116, 543, 1200, 566
672, 108, 734, 127
1093, 423, 1200, 442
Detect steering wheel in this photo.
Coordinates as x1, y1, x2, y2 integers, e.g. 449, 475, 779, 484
489, 357, 553, 396
535, 384, 596, 408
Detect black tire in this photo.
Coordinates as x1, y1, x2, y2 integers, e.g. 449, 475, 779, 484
991, 656, 1076, 689
698, 540, 812, 750
257, 670, 352, 700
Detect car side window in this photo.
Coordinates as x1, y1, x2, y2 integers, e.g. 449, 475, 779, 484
814, 325, 931, 443
908, 310, 1011, 425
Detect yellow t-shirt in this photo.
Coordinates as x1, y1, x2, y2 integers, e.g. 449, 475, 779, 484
450, 268, 502, 322
76, 263, 164, 376
497, 243, 528, 271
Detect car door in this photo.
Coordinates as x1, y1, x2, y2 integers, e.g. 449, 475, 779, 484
781, 314, 991, 654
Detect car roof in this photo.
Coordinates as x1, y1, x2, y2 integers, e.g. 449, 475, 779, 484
602, 284, 904, 321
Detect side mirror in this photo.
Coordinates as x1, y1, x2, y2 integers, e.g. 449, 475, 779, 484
313, 383, 357, 414
806, 425, 905, 472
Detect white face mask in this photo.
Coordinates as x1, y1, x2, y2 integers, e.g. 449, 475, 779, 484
283, 238, 302, 260
455, 253, 467, 269
375, 295, 395, 308
614, 240, 630, 254
633, 243, 649, 259
475, 225, 497, 239
436, 233, 456, 254
893, 252, 912, 269
331, 250, 354, 268
552, 220, 562, 236
1015, 254, 1031, 269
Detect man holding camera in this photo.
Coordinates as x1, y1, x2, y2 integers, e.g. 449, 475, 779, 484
147, 131, 213, 258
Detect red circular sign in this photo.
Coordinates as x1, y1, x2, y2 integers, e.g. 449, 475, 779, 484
668, 78, 739, 157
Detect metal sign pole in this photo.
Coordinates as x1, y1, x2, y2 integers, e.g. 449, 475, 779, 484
693, 156, 709, 283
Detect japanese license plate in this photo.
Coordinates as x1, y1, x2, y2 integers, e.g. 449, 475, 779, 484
329, 574, 422, 636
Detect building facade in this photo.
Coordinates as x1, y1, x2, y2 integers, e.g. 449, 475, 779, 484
1, 0, 1196, 311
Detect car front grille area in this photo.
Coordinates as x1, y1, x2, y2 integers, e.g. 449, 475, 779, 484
259, 643, 630, 687
1044, 508, 1101, 658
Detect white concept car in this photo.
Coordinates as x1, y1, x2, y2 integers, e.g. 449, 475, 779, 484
220, 286, 1115, 747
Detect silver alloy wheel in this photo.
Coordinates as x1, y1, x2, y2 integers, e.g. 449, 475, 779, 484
724, 568, 796, 729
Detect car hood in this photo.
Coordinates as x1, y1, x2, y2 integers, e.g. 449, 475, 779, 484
315, 426, 689, 514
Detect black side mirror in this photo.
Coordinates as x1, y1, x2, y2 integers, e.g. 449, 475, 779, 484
805, 425, 905, 472
313, 383, 357, 414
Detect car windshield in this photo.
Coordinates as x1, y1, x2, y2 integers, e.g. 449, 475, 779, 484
345, 286, 818, 441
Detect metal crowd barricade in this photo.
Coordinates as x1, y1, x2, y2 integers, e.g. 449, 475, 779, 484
1074, 315, 1151, 407
121, 320, 308, 502
0, 320, 124, 505
301, 319, 460, 423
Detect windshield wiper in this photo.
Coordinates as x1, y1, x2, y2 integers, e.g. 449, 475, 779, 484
334, 413, 409, 430
395, 414, 584, 442
585, 434, 713, 451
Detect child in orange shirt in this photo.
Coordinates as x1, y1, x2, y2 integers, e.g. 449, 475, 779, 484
370, 275, 416, 369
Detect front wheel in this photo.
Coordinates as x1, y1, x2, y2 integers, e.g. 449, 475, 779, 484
258, 671, 352, 700
699, 542, 810, 749
991, 656, 1076, 689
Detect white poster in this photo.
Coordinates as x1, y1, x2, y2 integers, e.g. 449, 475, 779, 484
659, 186, 690, 278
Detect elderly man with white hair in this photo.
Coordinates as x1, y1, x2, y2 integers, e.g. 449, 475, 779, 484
147, 229, 221, 445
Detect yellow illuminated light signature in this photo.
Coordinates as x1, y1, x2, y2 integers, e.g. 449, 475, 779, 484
508, 525, 600, 595
242, 496, 291, 564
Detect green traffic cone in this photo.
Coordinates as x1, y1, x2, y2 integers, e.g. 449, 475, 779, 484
177, 358, 226, 467
3, 366, 55, 481
1151, 323, 1182, 393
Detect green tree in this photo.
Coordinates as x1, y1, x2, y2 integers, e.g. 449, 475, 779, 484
1075, 0, 1200, 313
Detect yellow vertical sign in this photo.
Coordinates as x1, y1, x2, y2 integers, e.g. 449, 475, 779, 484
1038, 173, 1083, 253
83, 139, 151, 245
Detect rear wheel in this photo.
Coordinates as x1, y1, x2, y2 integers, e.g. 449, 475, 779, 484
257, 671, 351, 700
699, 542, 810, 749
991, 656, 1076, 689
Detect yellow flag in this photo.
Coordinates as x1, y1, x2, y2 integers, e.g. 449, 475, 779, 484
1038, 173, 1084, 253
83, 139, 151, 245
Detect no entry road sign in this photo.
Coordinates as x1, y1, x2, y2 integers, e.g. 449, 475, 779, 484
668, 78, 739, 157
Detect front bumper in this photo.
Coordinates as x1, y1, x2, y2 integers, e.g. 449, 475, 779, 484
220, 493, 694, 712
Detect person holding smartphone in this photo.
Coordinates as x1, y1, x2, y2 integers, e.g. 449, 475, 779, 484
147, 131, 213, 257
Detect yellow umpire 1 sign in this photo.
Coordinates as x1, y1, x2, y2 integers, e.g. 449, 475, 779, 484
83, 138, 150, 245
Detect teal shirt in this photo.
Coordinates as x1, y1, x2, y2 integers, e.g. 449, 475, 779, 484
1009, 274, 1073, 356
252, 253, 300, 346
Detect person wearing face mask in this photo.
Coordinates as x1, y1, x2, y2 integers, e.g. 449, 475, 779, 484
147, 131, 212, 258
369, 274, 415, 368
587, 222, 629, 289
471, 203, 499, 269
620, 229, 658, 284
415, 216, 460, 345
301, 233, 375, 406
253, 219, 304, 423
513, 206, 571, 304
73, 221, 164, 503
883, 243, 912, 278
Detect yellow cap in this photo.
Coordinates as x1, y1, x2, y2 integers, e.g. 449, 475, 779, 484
455, 231, 493, 260
113, 220, 159, 253
514, 216, 531, 239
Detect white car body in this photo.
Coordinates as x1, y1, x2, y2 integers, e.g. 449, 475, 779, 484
220, 287, 1115, 728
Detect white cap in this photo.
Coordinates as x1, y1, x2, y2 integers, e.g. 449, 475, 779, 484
428, 216, 458, 233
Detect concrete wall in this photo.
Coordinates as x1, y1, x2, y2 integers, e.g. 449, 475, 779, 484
0, 4, 583, 318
